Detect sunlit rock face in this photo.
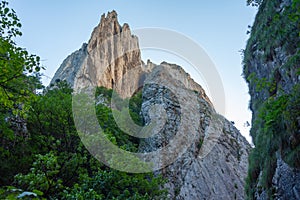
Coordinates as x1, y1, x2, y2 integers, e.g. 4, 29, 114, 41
52, 10, 143, 98
51, 10, 251, 199
140, 64, 250, 199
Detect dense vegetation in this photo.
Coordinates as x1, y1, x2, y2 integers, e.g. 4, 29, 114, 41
0, 1, 166, 199
243, 0, 300, 198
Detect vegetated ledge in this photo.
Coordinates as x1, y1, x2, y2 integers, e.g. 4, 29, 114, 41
50, 10, 252, 199
243, 0, 300, 199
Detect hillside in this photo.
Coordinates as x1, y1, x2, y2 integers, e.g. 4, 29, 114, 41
243, 0, 300, 199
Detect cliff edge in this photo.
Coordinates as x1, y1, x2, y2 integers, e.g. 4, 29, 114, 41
243, 0, 300, 199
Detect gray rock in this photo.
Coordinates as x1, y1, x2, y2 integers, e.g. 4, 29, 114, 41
272, 154, 300, 200
51, 10, 252, 199
139, 64, 251, 200
51, 43, 88, 87
51, 11, 144, 98
243, 0, 300, 199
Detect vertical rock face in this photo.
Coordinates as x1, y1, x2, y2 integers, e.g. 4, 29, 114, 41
51, 11, 143, 98
140, 64, 250, 199
51, 10, 251, 199
243, 0, 300, 199
51, 43, 88, 87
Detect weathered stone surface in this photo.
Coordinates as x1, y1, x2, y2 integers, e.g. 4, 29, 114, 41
51, 10, 252, 199
140, 64, 250, 200
51, 43, 88, 87
272, 154, 300, 200
254, 154, 300, 200
52, 11, 144, 98
243, 0, 300, 199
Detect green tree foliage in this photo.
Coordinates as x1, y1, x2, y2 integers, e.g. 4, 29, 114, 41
0, 0, 42, 113
27, 81, 78, 154
129, 90, 144, 126
14, 152, 63, 196
1, 82, 166, 199
245, 87, 300, 198
244, 0, 300, 198
0, 2, 166, 198
0, 0, 43, 185
63, 170, 166, 200
0, 186, 44, 200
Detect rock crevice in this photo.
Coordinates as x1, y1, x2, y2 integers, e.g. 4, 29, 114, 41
51, 10, 251, 200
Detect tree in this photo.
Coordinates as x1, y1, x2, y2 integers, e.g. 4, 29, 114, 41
0, 0, 42, 113
0, 0, 43, 185
0, 2, 166, 198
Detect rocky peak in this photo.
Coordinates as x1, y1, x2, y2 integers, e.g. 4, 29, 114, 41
51, 11, 252, 199
88, 10, 124, 52
52, 11, 143, 98
51, 11, 212, 102
140, 64, 250, 199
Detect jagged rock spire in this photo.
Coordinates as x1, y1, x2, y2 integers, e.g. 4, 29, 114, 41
51, 11, 251, 199
52, 11, 143, 98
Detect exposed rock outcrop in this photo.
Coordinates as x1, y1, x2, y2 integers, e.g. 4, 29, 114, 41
51, 10, 252, 199
52, 10, 143, 98
140, 64, 250, 199
243, 0, 300, 199
51, 43, 88, 87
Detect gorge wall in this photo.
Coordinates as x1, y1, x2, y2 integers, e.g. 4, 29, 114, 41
51, 10, 251, 199
140, 64, 250, 199
51, 11, 143, 98
243, 0, 300, 199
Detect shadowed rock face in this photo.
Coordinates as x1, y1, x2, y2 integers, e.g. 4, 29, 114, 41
51, 10, 251, 199
50, 43, 88, 87
140, 64, 250, 199
243, 0, 300, 199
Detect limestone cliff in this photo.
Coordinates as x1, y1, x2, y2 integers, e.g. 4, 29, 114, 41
51, 10, 143, 98
243, 0, 300, 199
140, 63, 250, 199
51, 43, 88, 86
51, 10, 251, 199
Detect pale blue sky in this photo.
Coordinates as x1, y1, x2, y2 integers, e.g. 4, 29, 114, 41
10, 0, 257, 143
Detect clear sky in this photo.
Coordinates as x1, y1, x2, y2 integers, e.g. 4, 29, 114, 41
10, 0, 258, 143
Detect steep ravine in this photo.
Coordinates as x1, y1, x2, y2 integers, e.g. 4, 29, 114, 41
140, 64, 250, 199
52, 10, 251, 199
243, 0, 300, 199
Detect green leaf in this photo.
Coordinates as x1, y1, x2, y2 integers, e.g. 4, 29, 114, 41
32, 189, 43, 196
4, 7, 9, 14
